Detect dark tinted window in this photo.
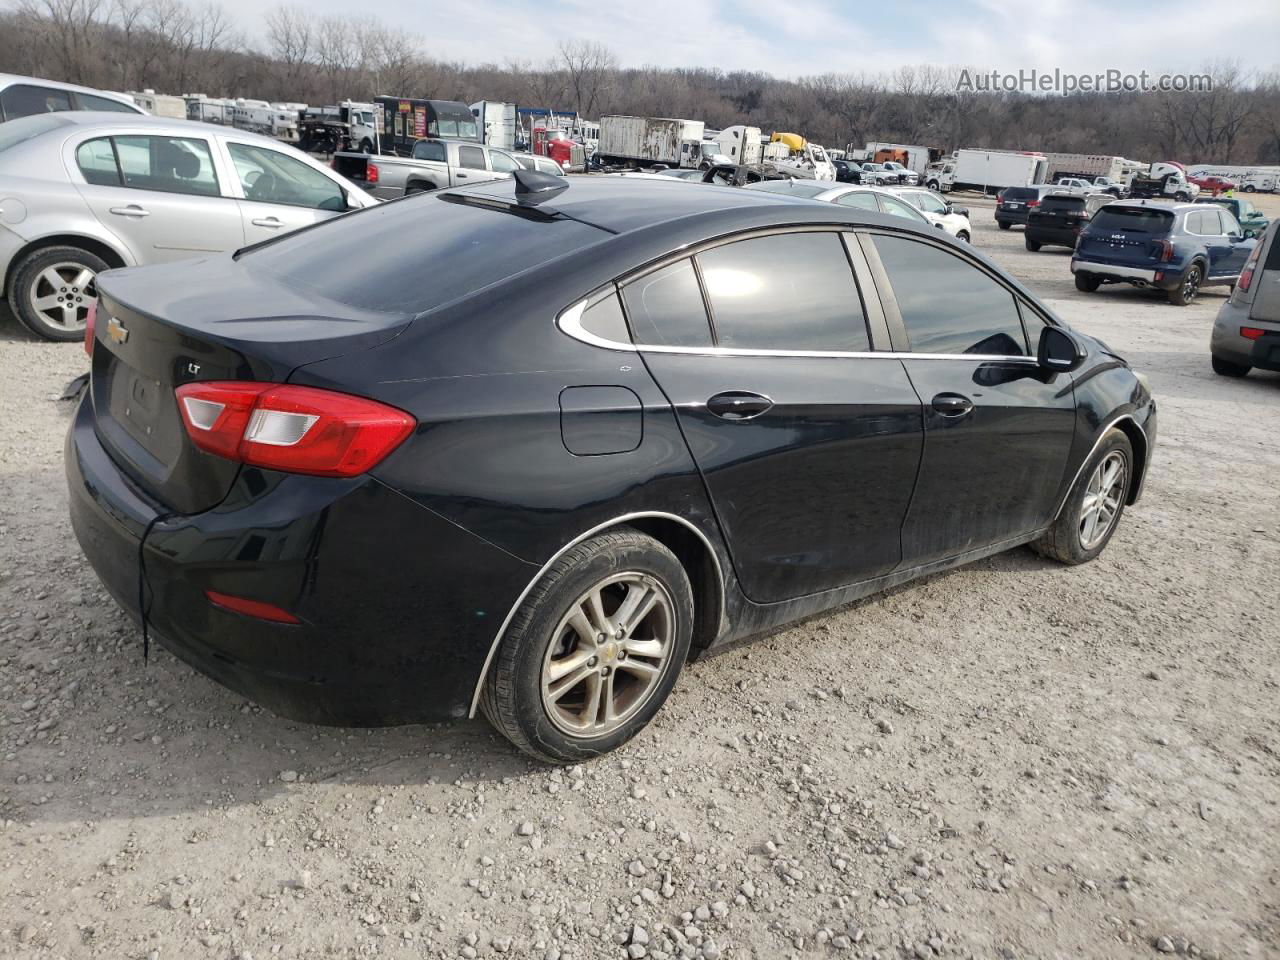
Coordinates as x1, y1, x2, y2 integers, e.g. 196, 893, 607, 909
0, 84, 72, 120
579, 293, 630, 342
411, 139, 446, 162
76, 137, 120, 185
697, 233, 869, 351
1040, 195, 1085, 213
1002, 187, 1042, 201
622, 259, 711, 347
245, 193, 607, 315
458, 146, 486, 170
1091, 208, 1172, 234
78, 93, 139, 113
873, 235, 1027, 356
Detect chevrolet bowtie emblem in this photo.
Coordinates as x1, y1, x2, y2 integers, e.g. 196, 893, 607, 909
106, 316, 129, 345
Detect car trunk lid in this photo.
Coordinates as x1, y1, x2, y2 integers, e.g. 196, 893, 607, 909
89, 256, 411, 514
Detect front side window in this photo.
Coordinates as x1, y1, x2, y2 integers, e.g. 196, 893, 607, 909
878, 195, 926, 222
914, 192, 947, 215
457, 145, 486, 170
489, 151, 520, 173
621, 259, 711, 348
227, 142, 344, 210
113, 135, 220, 197
872, 235, 1028, 356
0, 84, 72, 121
76, 137, 120, 186
77, 93, 139, 114
696, 232, 870, 352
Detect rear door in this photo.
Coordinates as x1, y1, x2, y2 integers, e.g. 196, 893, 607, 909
626, 229, 923, 603
220, 139, 350, 245
862, 231, 1076, 566
70, 132, 244, 262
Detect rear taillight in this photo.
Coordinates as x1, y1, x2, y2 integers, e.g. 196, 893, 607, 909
1157, 239, 1174, 262
205, 590, 300, 624
84, 300, 97, 356
175, 381, 415, 478
366, 162, 379, 184
1241, 327, 1265, 340
1027, 199, 1040, 208
1237, 244, 1262, 293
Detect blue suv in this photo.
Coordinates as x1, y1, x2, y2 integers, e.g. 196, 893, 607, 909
1071, 200, 1257, 306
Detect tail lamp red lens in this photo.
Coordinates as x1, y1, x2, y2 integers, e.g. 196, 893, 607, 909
205, 590, 300, 624
175, 381, 415, 477
1156, 239, 1174, 262
1240, 327, 1265, 341
1237, 245, 1261, 293
366, 162, 379, 184
84, 300, 97, 356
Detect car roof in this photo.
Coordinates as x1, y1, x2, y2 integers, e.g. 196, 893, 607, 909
0, 73, 139, 108
449, 175, 932, 236
1, 110, 300, 146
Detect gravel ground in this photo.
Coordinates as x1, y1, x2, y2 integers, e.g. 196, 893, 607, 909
1, 192, 1278, 960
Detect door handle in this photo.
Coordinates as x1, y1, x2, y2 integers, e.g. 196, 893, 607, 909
108, 205, 149, 217
931, 393, 974, 417
251, 217, 284, 228
707, 391, 773, 420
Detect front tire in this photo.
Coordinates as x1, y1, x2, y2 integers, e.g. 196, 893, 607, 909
481, 529, 694, 764
1211, 355, 1251, 377
7, 245, 108, 342
1243, 184, 1256, 193
1033, 429, 1133, 565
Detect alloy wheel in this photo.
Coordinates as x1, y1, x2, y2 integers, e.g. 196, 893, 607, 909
1078, 451, 1127, 549
1180, 266, 1201, 304
28, 262, 96, 332
540, 572, 675, 738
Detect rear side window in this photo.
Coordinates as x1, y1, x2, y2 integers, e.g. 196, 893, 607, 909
622, 259, 711, 347
1185, 210, 1223, 236
244, 193, 607, 315
114, 135, 220, 197
0, 84, 72, 121
1091, 208, 1172, 234
579, 293, 630, 342
836, 191, 878, 211
872, 235, 1027, 356
76, 137, 120, 185
696, 233, 869, 352
458, 146, 486, 170
877, 195, 925, 222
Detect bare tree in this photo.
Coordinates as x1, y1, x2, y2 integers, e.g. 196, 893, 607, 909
558, 40, 615, 118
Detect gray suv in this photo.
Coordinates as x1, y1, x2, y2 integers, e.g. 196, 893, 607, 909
1210, 219, 1280, 377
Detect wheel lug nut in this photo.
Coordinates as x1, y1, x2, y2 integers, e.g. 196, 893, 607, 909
588, 656, 598, 667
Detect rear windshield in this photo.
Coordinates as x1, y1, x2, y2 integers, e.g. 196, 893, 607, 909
0, 112, 73, 153
1002, 187, 1042, 201
242, 191, 607, 315
1040, 195, 1085, 212
1090, 207, 1174, 233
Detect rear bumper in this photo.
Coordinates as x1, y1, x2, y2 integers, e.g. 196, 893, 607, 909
66, 397, 536, 725
1211, 299, 1280, 370
1071, 258, 1181, 289
995, 209, 1031, 225
1026, 224, 1080, 247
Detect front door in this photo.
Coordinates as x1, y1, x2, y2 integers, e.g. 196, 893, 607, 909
625, 231, 923, 604
863, 232, 1076, 566
72, 133, 244, 262
222, 140, 348, 245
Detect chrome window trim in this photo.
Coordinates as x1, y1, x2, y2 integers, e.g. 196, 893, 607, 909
558, 297, 1038, 363
467, 511, 728, 718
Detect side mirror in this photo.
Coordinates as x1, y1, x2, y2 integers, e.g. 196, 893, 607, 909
1228, 232, 1244, 243
1038, 326, 1086, 373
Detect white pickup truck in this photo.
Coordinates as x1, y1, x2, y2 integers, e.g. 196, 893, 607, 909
332, 139, 526, 200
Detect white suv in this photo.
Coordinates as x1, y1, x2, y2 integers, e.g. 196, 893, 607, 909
0, 73, 143, 124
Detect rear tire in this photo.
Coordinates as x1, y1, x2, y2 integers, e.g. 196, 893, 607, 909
1025, 237, 1042, 252
7, 245, 108, 342
998, 221, 1011, 230
480, 529, 694, 764
1167, 263, 1202, 305
1243, 185, 1256, 193
1075, 273, 1100, 292
1211, 355, 1251, 377
1033, 428, 1133, 565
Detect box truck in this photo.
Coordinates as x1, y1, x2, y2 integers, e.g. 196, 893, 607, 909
924, 150, 1048, 193
864, 142, 942, 176
598, 116, 706, 168
472, 101, 518, 151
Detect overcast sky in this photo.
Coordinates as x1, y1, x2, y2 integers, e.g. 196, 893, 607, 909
217, 0, 1280, 80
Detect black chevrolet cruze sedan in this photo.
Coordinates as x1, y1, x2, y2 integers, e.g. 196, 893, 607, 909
67, 173, 1157, 762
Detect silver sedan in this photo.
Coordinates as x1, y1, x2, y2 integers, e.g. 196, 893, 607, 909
741, 179, 932, 225
0, 112, 377, 340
